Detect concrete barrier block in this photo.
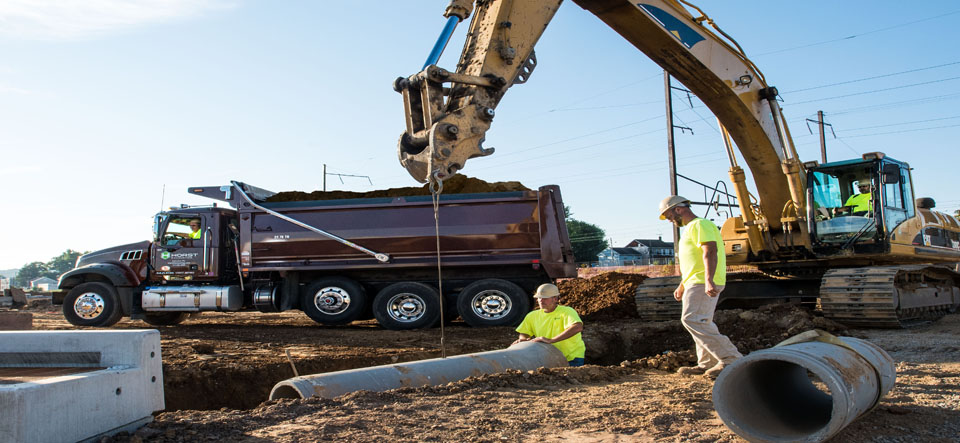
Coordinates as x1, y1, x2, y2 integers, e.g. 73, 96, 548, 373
0, 330, 164, 442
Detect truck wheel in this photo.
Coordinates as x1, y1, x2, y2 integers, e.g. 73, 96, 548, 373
63, 282, 123, 327
457, 279, 529, 327
302, 277, 367, 325
142, 312, 190, 326
373, 282, 441, 330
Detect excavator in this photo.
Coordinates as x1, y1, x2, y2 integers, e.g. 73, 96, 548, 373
393, 0, 960, 327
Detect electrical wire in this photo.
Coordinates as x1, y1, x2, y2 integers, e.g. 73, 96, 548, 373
753, 9, 960, 56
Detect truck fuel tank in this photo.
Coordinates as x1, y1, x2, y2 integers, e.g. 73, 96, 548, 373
142, 285, 243, 312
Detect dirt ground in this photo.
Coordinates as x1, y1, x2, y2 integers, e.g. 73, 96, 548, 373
10, 283, 960, 442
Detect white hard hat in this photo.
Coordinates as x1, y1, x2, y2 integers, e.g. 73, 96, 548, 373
658, 195, 691, 220
533, 283, 560, 299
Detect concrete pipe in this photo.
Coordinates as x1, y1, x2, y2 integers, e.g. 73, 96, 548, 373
712, 334, 895, 442
270, 341, 568, 400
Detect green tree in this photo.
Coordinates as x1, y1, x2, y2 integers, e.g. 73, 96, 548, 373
45, 249, 84, 278
13, 262, 48, 288
564, 206, 608, 264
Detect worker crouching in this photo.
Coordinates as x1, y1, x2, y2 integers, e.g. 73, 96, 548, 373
512, 284, 586, 367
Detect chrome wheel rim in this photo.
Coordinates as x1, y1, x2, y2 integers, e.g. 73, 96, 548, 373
74, 292, 105, 319
469, 289, 511, 320
386, 292, 426, 323
313, 286, 351, 316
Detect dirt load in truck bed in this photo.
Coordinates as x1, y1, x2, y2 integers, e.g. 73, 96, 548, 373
266, 175, 530, 202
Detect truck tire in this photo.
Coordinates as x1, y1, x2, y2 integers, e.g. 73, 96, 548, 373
302, 277, 367, 325
142, 312, 190, 326
457, 279, 529, 327
63, 282, 123, 327
373, 282, 441, 330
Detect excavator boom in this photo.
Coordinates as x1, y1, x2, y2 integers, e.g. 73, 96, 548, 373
395, 0, 806, 236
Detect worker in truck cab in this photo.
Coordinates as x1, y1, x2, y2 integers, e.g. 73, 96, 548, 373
188, 219, 202, 239
512, 284, 586, 366
844, 181, 873, 215
659, 195, 742, 379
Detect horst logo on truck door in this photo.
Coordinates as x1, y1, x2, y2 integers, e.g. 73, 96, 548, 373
151, 215, 219, 280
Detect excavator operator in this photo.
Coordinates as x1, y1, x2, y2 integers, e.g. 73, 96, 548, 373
843, 182, 873, 216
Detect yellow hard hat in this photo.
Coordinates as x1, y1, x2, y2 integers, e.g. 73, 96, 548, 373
658, 195, 690, 220
533, 283, 560, 299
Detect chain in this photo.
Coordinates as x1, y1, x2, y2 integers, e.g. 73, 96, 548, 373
429, 171, 446, 358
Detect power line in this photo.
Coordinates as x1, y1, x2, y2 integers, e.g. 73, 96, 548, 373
838, 122, 960, 139
789, 75, 960, 105
838, 115, 960, 132
783, 61, 960, 94
754, 9, 960, 56
492, 115, 663, 159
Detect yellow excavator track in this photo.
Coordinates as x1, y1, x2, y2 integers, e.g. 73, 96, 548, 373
819, 265, 960, 328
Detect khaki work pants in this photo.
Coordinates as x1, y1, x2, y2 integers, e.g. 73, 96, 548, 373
680, 284, 742, 368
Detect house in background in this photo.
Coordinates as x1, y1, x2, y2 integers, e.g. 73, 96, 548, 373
597, 247, 646, 267
30, 277, 58, 291
0, 276, 8, 292
626, 237, 675, 265
597, 237, 676, 266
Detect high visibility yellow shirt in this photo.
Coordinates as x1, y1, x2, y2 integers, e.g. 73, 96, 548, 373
844, 192, 872, 213
516, 305, 585, 361
678, 218, 726, 287
189, 230, 202, 239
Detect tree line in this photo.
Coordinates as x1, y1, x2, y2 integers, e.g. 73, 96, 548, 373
12, 250, 86, 288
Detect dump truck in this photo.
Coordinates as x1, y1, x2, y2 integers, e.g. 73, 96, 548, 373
56, 181, 576, 330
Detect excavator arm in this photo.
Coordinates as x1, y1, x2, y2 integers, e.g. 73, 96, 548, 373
396, 0, 811, 252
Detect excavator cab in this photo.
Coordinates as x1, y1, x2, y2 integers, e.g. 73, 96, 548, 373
807, 152, 913, 252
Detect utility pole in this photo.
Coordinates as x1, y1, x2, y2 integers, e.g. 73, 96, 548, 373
322, 164, 373, 192
818, 110, 827, 163
664, 72, 680, 256
805, 111, 834, 164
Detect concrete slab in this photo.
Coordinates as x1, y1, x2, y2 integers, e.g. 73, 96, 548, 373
0, 312, 32, 330
0, 330, 164, 442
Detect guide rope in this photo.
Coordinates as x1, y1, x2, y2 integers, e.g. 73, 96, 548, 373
429, 171, 446, 358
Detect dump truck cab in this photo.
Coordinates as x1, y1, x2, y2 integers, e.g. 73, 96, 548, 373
150, 206, 240, 284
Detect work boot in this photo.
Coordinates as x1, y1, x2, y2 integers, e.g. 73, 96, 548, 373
676, 366, 707, 376
704, 363, 727, 379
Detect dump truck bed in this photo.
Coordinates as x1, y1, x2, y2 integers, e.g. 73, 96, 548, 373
236, 185, 575, 279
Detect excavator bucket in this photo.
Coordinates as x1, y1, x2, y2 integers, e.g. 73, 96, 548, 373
397, 108, 495, 184
395, 70, 495, 183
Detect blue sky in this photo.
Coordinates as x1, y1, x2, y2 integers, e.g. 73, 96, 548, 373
2, 1, 959, 269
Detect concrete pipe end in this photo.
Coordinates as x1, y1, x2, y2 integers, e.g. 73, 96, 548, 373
713, 351, 848, 442
269, 379, 309, 400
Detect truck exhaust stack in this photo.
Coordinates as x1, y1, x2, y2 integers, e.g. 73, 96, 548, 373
269, 341, 567, 400
712, 333, 895, 442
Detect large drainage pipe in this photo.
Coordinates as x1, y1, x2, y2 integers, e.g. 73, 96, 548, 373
270, 341, 568, 400
712, 333, 896, 442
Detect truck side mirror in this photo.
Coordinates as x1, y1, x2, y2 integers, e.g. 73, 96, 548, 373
881, 164, 901, 184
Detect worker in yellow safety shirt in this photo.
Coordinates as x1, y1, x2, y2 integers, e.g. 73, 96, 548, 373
844, 182, 873, 214
512, 283, 586, 366
659, 195, 742, 380
188, 219, 202, 239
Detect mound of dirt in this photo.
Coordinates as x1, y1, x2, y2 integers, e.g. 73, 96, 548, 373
266, 175, 530, 202
715, 303, 850, 353
558, 272, 647, 321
